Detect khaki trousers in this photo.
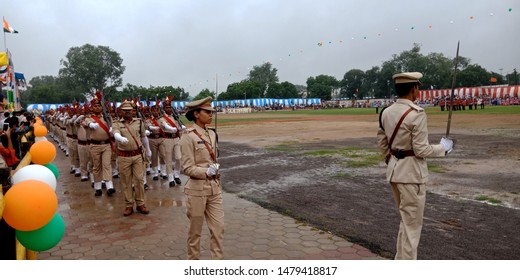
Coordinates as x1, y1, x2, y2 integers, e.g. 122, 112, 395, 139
77, 143, 91, 177
90, 143, 112, 182
148, 137, 165, 168
117, 154, 145, 207
163, 137, 181, 176
66, 137, 79, 168
391, 182, 426, 260
186, 194, 224, 260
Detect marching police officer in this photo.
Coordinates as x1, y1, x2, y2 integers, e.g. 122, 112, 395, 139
158, 98, 184, 187
83, 94, 116, 196
112, 101, 152, 216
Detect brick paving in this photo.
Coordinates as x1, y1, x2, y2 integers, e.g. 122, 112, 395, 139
37, 141, 384, 260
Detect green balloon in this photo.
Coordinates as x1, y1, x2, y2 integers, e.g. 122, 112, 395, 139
44, 163, 59, 179
16, 213, 65, 252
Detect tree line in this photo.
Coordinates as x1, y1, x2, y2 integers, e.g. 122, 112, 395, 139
20, 43, 519, 106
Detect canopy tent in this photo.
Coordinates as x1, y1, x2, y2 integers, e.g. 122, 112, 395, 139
419, 86, 520, 101
27, 98, 322, 113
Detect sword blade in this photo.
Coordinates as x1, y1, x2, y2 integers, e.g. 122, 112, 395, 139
446, 41, 460, 137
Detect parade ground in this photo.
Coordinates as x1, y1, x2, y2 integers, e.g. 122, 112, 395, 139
39, 106, 520, 260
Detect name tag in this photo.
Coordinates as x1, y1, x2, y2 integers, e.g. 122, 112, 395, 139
197, 141, 204, 144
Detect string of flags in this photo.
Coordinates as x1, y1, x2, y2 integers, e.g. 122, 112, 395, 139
184, 6, 515, 93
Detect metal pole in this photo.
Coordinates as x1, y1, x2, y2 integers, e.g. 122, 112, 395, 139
214, 73, 218, 133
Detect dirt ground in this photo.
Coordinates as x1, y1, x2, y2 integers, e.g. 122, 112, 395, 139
216, 110, 520, 259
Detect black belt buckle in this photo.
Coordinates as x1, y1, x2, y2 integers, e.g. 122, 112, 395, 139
394, 150, 405, 159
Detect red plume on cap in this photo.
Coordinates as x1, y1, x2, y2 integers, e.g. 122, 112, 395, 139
91, 91, 103, 106
164, 96, 173, 106
152, 99, 161, 108
83, 103, 90, 114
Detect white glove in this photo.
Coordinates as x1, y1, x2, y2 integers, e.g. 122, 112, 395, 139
149, 125, 160, 131
163, 123, 177, 133
440, 137, 454, 154
210, 163, 220, 171
146, 148, 152, 158
181, 125, 186, 130
145, 130, 151, 136
206, 165, 218, 177
89, 123, 99, 130
114, 132, 129, 145
75, 115, 85, 124
109, 127, 113, 133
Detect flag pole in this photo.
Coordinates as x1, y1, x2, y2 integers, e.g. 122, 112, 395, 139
3, 16, 7, 51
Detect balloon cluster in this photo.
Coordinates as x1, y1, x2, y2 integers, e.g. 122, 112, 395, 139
0, 117, 65, 252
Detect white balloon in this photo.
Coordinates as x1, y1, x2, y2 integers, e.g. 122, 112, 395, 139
12, 164, 57, 191
34, 136, 48, 142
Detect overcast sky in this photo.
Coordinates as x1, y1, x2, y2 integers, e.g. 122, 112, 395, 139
3, 0, 519, 98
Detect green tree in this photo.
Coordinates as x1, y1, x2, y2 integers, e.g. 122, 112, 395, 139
247, 62, 279, 85
506, 69, 519, 85
264, 81, 299, 99
340, 69, 365, 99
423, 52, 454, 89
59, 44, 125, 98
193, 88, 215, 101
224, 80, 263, 100
457, 64, 490, 87
307, 75, 338, 100
22, 75, 81, 105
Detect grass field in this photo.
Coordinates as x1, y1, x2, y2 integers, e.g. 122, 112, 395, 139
206, 105, 520, 125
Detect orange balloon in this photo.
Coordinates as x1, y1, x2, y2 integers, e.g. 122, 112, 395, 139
34, 125, 48, 137
30, 140, 56, 165
35, 120, 43, 126
2, 180, 58, 231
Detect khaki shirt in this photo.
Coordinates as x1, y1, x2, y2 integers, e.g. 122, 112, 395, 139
158, 114, 181, 136
112, 117, 146, 151
84, 114, 111, 141
180, 124, 221, 196
76, 114, 90, 141
377, 99, 445, 184
65, 115, 78, 136
145, 117, 163, 136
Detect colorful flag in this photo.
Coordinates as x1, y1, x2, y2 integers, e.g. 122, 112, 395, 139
3, 18, 19, 33
0, 52, 7, 66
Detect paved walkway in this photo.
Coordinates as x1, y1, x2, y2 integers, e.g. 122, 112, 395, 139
38, 140, 383, 260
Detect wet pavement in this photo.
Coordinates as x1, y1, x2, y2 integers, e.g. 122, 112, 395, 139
37, 139, 383, 260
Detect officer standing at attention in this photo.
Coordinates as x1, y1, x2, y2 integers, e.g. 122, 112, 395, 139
377, 72, 454, 260
112, 101, 152, 216
180, 96, 224, 260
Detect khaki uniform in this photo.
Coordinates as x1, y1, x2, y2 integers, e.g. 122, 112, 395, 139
145, 117, 166, 177
377, 98, 445, 260
180, 124, 223, 260
84, 114, 113, 189
76, 114, 92, 180
112, 117, 147, 207
65, 114, 80, 174
158, 114, 182, 183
